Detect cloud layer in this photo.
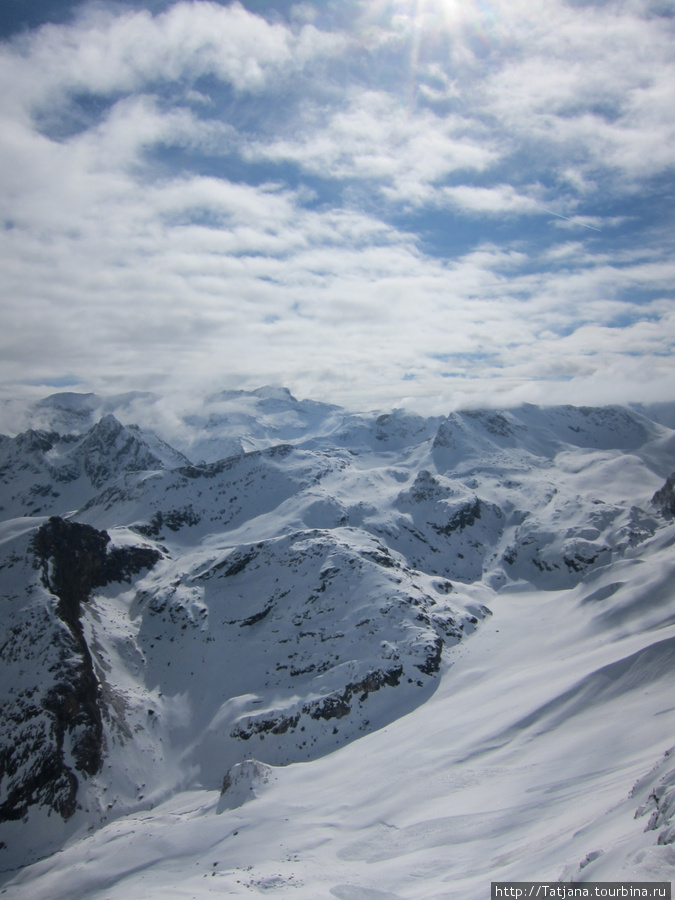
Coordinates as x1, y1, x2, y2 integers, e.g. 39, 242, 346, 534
1, 0, 673, 412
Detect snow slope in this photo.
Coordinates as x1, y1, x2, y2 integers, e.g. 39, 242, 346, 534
0, 391, 674, 897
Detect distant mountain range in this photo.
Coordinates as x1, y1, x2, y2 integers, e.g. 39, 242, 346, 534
1, 390, 674, 897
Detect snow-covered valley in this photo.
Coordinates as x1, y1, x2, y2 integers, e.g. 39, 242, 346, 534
0, 389, 674, 898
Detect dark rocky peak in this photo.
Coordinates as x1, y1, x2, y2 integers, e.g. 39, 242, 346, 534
5, 428, 79, 467
32, 517, 111, 633
251, 385, 295, 403
88, 412, 124, 439
75, 415, 127, 473
399, 469, 447, 504
32, 517, 162, 631
14, 428, 60, 454
0, 417, 189, 518
75, 415, 187, 487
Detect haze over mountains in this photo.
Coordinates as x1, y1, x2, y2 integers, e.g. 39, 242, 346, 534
0, 388, 674, 898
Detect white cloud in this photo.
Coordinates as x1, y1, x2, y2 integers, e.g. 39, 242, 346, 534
4, 1, 344, 105
0, 0, 672, 414
439, 184, 539, 215
245, 89, 497, 203
476, 1, 675, 183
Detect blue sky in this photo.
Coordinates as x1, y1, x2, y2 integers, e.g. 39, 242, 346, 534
1, 0, 674, 412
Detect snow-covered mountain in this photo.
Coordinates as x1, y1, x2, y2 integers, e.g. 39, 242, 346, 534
0, 389, 674, 897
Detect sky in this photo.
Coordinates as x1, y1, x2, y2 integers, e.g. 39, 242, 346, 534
0, 0, 674, 414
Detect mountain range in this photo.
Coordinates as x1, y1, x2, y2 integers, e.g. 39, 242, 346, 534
0, 388, 674, 898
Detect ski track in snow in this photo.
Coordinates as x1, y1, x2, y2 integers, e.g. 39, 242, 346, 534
0, 392, 674, 898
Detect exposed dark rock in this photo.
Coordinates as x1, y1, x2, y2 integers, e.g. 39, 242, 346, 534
219, 549, 258, 578
406, 470, 442, 503
634, 749, 675, 846
28, 519, 108, 811
0, 733, 79, 822
137, 506, 201, 537
104, 544, 163, 583
77, 415, 178, 488
290, 663, 316, 676
432, 499, 482, 535
233, 713, 302, 740
0, 518, 161, 823
230, 665, 405, 742
240, 603, 274, 627
652, 474, 675, 516
564, 552, 599, 572
305, 666, 404, 721
350, 667, 404, 696
306, 692, 351, 721
361, 547, 398, 568
415, 637, 444, 675
0, 605, 100, 823
264, 444, 293, 459
33, 517, 161, 625
503, 546, 518, 565
32, 516, 111, 631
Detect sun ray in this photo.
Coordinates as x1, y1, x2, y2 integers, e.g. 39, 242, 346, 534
359, 0, 512, 111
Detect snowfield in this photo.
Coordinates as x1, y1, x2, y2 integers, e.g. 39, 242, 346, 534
0, 390, 674, 898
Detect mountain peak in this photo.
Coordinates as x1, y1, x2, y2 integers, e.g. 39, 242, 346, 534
251, 385, 296, 402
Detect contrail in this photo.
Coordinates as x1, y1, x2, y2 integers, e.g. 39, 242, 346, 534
542, 209, 602, 232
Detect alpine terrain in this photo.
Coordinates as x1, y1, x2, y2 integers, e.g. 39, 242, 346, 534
0, 388, 674, 899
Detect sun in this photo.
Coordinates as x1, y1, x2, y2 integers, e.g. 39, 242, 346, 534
362, 0, 507, 71
362, 0, 496, 49
390, 0, 470, 27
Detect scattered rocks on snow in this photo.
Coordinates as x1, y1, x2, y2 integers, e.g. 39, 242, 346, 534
634, 747, 675, 845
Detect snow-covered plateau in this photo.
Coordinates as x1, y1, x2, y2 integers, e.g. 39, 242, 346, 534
0, 389, 674, 898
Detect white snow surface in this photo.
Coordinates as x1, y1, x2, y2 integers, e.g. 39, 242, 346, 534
0, 390, 674, 897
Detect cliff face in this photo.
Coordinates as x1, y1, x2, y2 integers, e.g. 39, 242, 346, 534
33, 517, 111, 635
0, 518, 160, 823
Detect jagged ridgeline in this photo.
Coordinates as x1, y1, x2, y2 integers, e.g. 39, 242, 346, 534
0, 389, 673, 868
